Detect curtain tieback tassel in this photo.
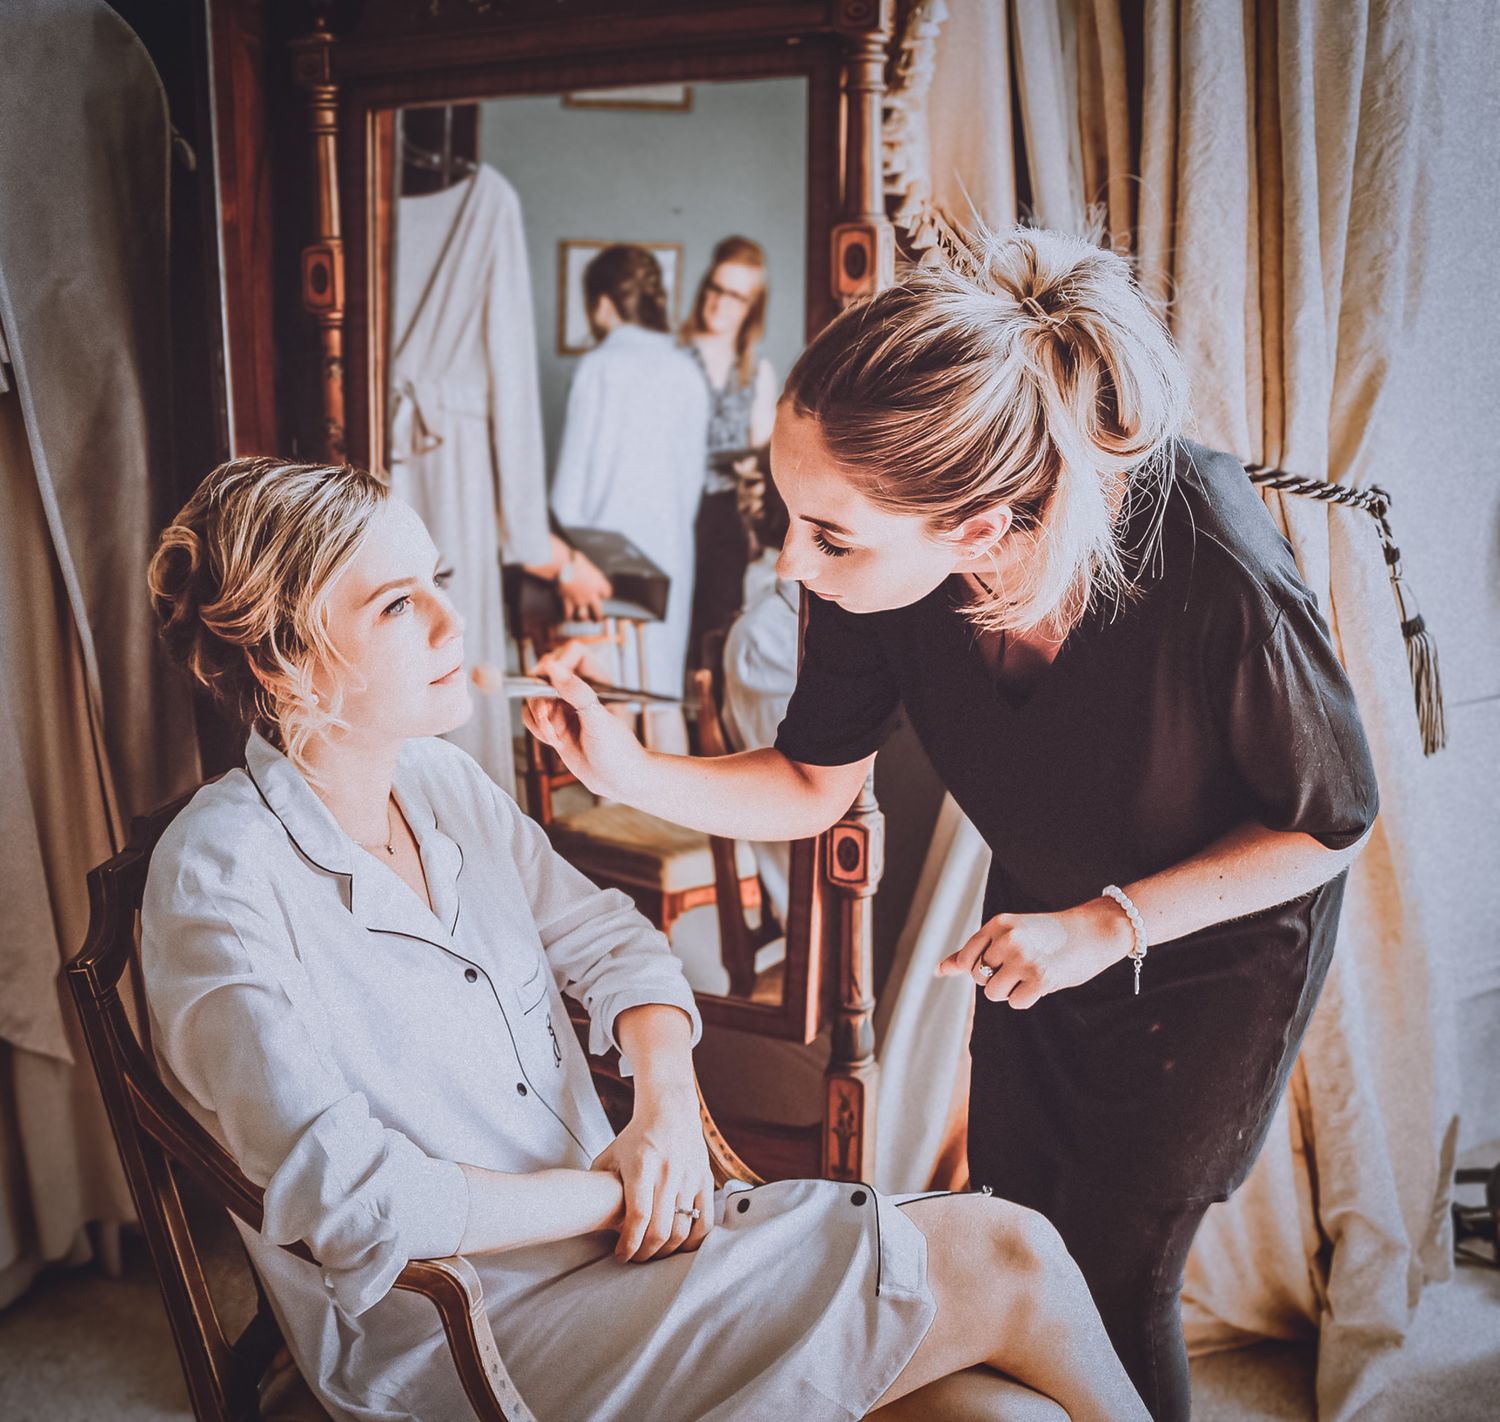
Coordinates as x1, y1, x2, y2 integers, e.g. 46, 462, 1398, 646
1244, 464, 1446, 756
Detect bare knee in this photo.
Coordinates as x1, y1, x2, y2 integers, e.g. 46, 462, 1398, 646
982, 1199, 1071, 1283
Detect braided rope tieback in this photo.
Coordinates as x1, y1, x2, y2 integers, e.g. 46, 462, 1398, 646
1244, 463, 1446, 756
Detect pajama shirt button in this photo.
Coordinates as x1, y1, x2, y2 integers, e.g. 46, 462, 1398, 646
850, 1190, 868, 1207
464, 968, 478, 983
736, 1197, 750, 1214
516, 1082, 528, 1096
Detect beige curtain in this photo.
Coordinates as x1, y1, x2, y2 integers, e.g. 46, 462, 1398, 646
885, 2, 1469, 1415
886, 0, 1092, 254
0, 0, 201, 1309
1132, 5, 1461, 1415
0, 389, 135, 1308
871, 796, 987, 1194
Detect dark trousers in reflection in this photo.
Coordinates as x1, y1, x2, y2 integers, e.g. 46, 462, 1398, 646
690, 489, 750, 667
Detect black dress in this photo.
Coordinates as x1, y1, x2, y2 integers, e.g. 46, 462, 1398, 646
773, 440, 1378, 1420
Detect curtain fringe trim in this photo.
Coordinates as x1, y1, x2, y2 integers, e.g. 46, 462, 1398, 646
1245, 464, 1446, 756
882, 0, 949, 255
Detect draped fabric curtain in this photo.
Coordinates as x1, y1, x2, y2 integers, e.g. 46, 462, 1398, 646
1129, 7, 1460, 1416
0, 0, 200, 1309
884, 3, 1465, 1415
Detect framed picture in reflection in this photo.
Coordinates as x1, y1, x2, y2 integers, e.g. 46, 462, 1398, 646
557, 239, 684, 356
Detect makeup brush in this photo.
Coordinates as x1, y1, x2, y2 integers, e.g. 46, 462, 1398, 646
470, 664, 684, 706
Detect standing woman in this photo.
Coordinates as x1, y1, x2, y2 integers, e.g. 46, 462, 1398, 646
681, 236, 779, 659
527, 228, 1381, 1422
546, 244, 708, 753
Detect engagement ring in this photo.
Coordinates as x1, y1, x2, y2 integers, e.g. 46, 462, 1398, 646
976, 963, 996, 982
675, 1206, 702, 1220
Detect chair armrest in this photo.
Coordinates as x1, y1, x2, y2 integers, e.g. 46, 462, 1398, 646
393, 1254, 538, 1422
699, 1080, 764, 1187
304, 1090, 757, 1422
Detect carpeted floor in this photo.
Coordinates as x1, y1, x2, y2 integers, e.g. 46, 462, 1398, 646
1, 1206, 1496, 1422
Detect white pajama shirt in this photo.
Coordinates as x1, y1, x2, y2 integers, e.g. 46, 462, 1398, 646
141, 732, 936, 1421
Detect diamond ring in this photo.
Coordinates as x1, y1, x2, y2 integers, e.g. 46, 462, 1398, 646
976, 963, 996, 982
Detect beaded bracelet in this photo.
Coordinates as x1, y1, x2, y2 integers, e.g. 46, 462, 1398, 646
1101, 884, 1148, 996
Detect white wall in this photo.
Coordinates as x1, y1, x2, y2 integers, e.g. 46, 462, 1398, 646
478, 78, 808, 467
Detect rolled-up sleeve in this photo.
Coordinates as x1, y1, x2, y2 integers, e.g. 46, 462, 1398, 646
142, 860, 469, 1317
495, 787, 702, 1074
1215, 593, 1380, 850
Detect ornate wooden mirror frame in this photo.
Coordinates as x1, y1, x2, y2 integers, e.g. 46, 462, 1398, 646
285, 0, 896, 1178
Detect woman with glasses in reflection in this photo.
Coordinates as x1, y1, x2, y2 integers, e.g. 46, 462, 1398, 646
681, 236, 780, 661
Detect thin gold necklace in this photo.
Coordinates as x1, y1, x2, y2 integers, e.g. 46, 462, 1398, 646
355, 796, 399, 857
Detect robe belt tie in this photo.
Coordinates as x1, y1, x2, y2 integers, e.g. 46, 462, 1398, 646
388, 378, 490, 463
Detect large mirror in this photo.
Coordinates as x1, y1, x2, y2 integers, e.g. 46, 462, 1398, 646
313, 4, 894, 1178
381, 78, 810, 1013
329, 22, 848, 1041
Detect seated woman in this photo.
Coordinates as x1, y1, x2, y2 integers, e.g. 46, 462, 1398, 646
141, 457, 1145, 1422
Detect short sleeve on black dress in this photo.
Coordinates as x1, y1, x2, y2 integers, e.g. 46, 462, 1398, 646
1217, 589, 1379, 850
773, 593, 902, 767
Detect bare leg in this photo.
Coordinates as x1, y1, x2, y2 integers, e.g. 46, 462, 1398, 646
871, 1195, 1149, 1422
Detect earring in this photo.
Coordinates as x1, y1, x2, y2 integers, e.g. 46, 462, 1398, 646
310, 692, 320, 706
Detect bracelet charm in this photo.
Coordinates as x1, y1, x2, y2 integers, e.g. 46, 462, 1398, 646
1101, 884, 1148, 996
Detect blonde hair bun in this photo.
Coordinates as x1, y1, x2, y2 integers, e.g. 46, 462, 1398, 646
784, 225, 1189, 635
969, 227, 1187, 470
147, 457, 388, 766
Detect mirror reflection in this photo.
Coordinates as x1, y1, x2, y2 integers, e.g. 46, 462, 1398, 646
385, 78, 809, 1006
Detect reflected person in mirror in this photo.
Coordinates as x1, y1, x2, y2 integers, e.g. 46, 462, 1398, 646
544, 243, 708, 755
140, 457, 1145, 1422
527, 226, 1380, 1422
681, 235, 780, 661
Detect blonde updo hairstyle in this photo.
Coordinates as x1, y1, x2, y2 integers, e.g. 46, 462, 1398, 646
148, 457, 388, 771
784, 227, 1189, 637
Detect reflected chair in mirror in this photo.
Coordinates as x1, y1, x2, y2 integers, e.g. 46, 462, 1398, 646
509, 601, 650, 821
684, 627, 843, 1183
64, 788, 758, 1422
690, 627, 786, 1000
511, 613, 763, 945
686, 629, 975, 1207
541, 796, 763, 944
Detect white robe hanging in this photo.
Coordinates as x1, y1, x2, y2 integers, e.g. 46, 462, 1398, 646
549, 324, 708, 697
390, 164, 552, 795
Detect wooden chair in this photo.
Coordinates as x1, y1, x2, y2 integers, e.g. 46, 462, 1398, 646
64, 789, 758, 1422
68, 789, 1051, 1421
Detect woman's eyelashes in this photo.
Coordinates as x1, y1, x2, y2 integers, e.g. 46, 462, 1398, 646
382, 568, 456, 617
812, 529, 852, 559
